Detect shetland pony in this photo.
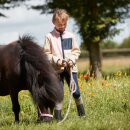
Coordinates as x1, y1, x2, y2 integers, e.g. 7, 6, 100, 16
0, 35, 63, 122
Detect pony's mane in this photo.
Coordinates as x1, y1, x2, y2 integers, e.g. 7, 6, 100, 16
18, 34, 63, 104
19, 35, 34, 43
18, 34, 46, 70
19, 35, 39, 48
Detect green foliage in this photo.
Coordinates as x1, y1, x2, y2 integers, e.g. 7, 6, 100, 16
101, 40, 119, 49
119, 36, 130, 48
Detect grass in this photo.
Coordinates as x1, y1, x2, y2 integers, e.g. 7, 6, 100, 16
0, 57, 130, 130
77, 56, 130, 73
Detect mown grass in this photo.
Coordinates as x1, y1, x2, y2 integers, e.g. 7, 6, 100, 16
0, 61, 130, 130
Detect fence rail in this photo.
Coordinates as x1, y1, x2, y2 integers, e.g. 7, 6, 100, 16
80, 48, 130, 58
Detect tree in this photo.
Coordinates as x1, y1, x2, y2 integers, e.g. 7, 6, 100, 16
0, 0, 26, 17
32, 0, 130, 78
119, 36, 130, 48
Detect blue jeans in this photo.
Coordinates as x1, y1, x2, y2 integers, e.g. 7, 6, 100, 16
59, 69, 81, 99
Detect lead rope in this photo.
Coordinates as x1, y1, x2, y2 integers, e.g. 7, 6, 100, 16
58, 67, 77, 124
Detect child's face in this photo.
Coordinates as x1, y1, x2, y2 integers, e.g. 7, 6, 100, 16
54, 21, 67, 33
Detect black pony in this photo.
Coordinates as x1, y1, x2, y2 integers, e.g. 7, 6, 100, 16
0, 35, 63, 122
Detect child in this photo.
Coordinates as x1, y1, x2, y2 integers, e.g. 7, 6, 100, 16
43, 9, 85, 121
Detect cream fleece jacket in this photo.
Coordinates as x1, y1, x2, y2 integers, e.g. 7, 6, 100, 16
43, 28, 80, 73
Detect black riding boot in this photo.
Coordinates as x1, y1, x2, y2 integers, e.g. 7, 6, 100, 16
76, 104, 85, 117
54, 110, 63, 121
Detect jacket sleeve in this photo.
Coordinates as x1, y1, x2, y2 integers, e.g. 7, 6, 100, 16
43, 35, 61, 64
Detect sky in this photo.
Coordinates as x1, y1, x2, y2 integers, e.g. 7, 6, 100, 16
0, 6, 81, 47
0, 5, 130, 47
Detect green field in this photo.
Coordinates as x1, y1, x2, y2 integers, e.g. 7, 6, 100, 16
0, 57, 130, 130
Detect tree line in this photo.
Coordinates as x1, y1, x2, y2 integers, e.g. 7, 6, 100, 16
101, 36, 130, 49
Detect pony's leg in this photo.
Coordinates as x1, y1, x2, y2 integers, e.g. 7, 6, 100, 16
10, 92, 20, 122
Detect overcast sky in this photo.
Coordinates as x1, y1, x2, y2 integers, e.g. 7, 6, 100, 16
0, 5, 130, 47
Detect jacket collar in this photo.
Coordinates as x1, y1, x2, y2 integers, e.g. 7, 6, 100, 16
53, 28, 66, 36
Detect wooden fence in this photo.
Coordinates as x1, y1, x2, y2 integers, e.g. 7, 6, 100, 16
80, 48, 130, 58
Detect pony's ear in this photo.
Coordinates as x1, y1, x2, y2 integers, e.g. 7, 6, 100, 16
18, 36, 22, 43
17, 40, 21, 44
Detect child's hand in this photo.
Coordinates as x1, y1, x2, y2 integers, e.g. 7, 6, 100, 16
62, 59, 67, 67
57, 59, 63, 66
57, 59, 67, 67
67, 60, 73, 67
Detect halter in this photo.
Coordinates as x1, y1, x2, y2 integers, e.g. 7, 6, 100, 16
38, 107, 53, 118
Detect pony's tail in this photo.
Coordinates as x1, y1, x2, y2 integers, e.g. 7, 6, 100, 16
18, 35, 63, 106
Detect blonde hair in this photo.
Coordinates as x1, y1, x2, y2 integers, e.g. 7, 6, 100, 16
52, 9, 69, 24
